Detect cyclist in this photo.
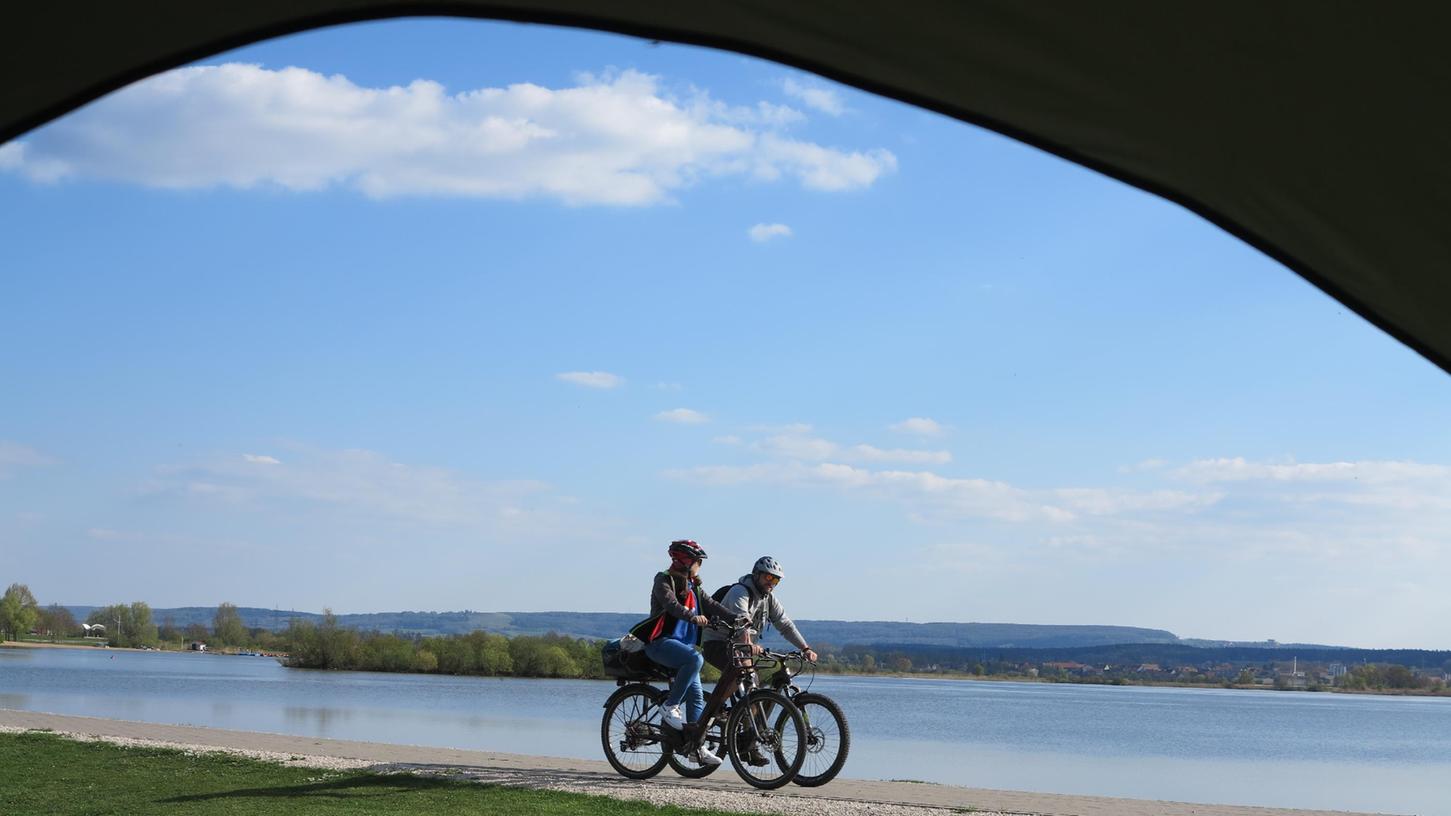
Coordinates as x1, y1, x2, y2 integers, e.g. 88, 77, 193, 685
630, 538, 734, 766
701, 555, 818, 765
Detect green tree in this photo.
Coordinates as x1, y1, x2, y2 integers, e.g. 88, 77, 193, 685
87, 601, 158, 648
1, 583, 41, 641
476, 632, 513, 674
127, 602, 158, 647
1384, 664, 1420, 689
316, 610, 359, 669
213, 602, 248, 647
37, 604, 77, 639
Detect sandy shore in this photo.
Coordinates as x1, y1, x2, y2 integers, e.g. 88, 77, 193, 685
0, 709, 1395, 816
2, 640, 147, 652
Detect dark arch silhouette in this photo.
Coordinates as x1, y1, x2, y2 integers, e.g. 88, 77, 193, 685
4, 2, 1449, 374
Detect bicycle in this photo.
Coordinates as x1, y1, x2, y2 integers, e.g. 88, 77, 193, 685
600, 618, 808, 789
669, 644, 850, 787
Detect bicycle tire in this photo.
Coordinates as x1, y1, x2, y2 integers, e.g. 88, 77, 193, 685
726, 689, 805, 790
600, 684, 670, 779
786, 692, 850, 787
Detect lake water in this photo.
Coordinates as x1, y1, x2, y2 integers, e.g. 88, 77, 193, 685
2, 646, 1448, 814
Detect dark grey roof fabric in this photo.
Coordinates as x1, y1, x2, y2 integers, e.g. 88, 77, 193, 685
4, 1, 1449, 373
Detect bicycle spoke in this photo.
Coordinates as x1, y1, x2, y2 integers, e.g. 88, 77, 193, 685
728, 691, 804, 789
603, 688, 666, 775
788, 694, 850, 787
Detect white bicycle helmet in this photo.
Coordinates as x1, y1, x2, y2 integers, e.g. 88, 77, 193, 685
753, 555, 784, 579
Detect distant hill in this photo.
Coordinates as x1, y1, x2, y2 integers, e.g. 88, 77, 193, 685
864, 642, 1451, 671
67, 605, 1185, 649
776, 620, 1180, 649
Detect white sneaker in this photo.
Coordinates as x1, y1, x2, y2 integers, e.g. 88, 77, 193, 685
691, 744, 724, 767
660, 705, 686, 730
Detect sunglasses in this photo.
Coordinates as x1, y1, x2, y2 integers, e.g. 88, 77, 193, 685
759, 573, 781, 586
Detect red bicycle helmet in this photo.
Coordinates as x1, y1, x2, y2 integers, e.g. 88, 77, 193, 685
668, 539, 708, 562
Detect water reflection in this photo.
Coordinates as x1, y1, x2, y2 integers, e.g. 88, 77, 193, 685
284, 706, 354, 735
0, 693, 30, 708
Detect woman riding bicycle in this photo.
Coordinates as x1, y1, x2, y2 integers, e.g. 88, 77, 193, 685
630, 539, 734, 766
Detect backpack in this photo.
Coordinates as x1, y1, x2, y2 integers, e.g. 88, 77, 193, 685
711, 578, 764, 625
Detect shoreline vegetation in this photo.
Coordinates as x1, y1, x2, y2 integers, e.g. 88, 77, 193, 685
4, 582, 1448, 697
10, 637, 1449, 698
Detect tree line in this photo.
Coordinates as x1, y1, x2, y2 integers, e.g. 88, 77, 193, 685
0, 585, 281, 651
282, 612, 608, 679
6, 584, 1446, 693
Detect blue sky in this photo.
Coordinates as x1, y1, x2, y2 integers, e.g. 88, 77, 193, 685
4, 19, 1450, 648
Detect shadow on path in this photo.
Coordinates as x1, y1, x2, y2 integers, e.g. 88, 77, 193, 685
365, 762, 716, 794
159, 773, 478, 803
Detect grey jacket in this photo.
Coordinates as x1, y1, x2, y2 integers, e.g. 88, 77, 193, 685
700, 574, 809, 651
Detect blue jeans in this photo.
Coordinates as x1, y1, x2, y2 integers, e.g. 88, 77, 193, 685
645, 638, 705, 724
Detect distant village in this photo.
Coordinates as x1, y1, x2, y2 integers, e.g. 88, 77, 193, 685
818, 648, 1451, 693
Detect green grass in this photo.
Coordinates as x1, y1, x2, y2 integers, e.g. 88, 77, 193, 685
0, 731, 735, 816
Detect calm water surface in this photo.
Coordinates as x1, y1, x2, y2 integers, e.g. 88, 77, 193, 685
3, 646, 1448, 814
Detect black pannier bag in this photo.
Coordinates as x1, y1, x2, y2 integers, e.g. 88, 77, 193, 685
601, 638, 654, 679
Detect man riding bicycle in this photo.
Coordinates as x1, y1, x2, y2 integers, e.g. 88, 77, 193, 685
702, 556, 818, 668
701, 556, 818, 765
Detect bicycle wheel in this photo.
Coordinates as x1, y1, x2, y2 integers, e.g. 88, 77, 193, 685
666, 716, 726, 778
601, 684, 670, 779
725, 689, 805, 789
786, 692, 850, 787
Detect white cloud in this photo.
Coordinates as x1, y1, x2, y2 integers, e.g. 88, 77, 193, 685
3, 64, 896, 204
712, 435, 742, 445
748, 222, 792, 243
747, 423, 814, 435
755, 433, 838, 460
1176, 457, 1450, 484
748, 429, 950, 465
754, 134, 896, 191
242, 454, 281, 465
556, 371, 624, 389
0, 441, 58, 478
781, 78, 846, 116
1119, 458, 1168, 473
670, 450, 1451, 577
890, 417, 944, 436
1052, 487, 1221, 516
147, 446, 567, 529
1171, 457, 1451, 516
851, 444, 952, 465
668, 460, 1067, 523
655, 408, 709, 425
